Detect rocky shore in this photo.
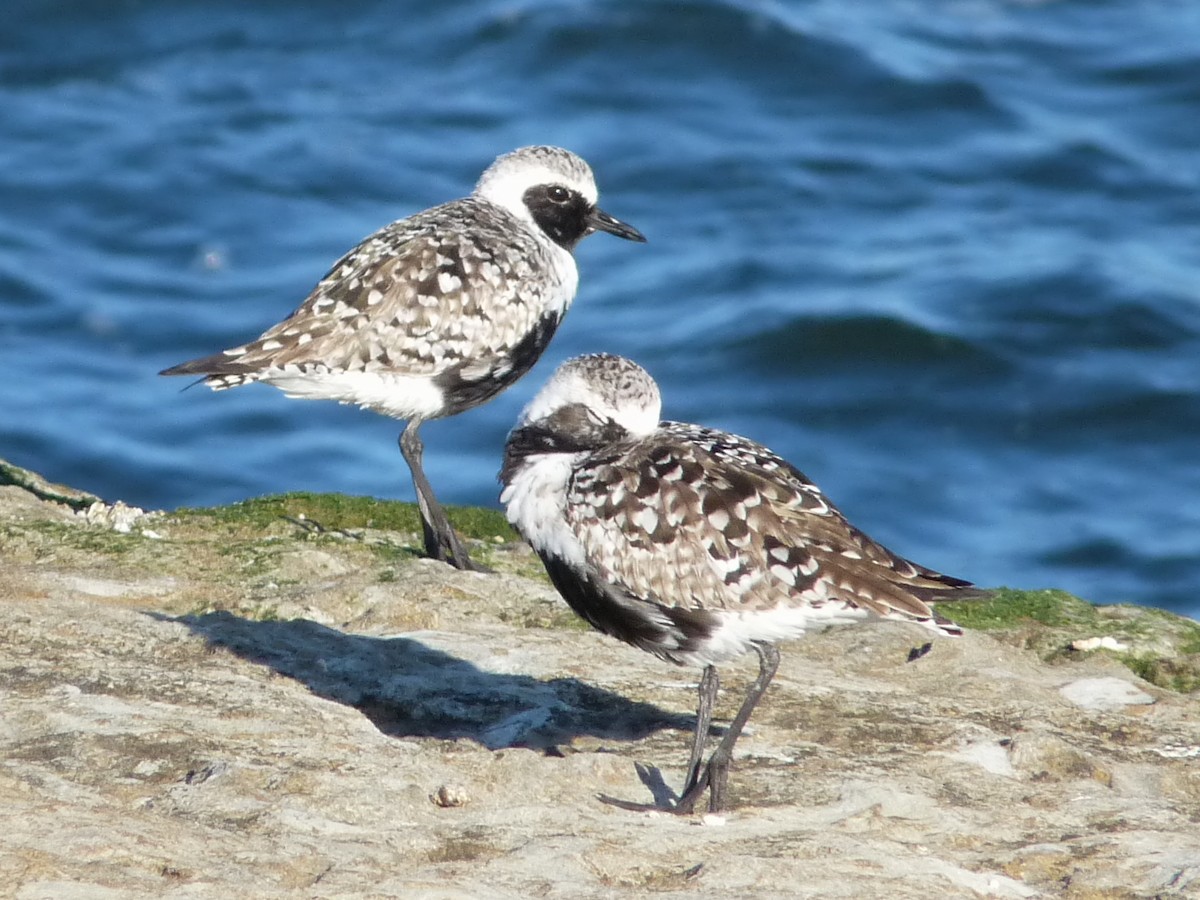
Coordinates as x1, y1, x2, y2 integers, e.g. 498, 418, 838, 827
1, 458, 1198, 898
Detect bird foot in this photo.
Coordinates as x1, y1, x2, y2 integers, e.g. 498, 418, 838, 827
426, 534, 494, 573
673, 774, 713, 815
596, 794, 663, 813
449, 553, 494, 575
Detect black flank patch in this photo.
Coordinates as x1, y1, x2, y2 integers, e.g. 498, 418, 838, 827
540, 556, 720, 661
436, 312, 562, 415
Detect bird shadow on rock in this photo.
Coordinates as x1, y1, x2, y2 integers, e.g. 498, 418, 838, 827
151, 610, 690, 751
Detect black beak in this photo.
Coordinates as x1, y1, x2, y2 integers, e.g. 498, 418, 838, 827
586, 206, 646, 243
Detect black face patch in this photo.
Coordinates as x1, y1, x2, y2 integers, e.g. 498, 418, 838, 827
499, 403, 632, 487
502, 403, 627, 463
522, 184, 593, 249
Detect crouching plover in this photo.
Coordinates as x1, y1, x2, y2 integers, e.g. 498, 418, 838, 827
162, 147, 645, 571
499, 354, 981, 813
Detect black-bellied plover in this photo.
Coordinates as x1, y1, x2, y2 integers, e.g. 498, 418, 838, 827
499, 354, 981, 813
162, 146, 645, 571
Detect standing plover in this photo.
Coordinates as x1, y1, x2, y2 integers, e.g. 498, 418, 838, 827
499, 354, 980, 813
162, 146, 645, 571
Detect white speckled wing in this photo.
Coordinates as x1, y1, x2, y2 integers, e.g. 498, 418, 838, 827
223, 199, 574, 384
662, 421, 975, 594
563, 429, 961, 631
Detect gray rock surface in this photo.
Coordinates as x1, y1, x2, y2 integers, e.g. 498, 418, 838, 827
1, 465, 1198, 898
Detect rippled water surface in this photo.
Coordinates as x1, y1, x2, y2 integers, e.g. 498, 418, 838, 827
4, 0, 1200, 619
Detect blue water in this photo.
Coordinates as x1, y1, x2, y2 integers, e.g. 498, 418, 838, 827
4, 0, 1199, 620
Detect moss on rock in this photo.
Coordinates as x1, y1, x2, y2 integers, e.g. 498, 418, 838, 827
939, 587, 1200, 693
0, 458, 101, 510
2, 456, 1197, 692
173, 491, 516, 541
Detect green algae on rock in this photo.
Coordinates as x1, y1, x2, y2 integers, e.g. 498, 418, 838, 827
173, 491, 516, 541
3, 455, 1200, 897
2, 455, 1197, 691
937, 587, 1200, 692
0, 458, 100, 511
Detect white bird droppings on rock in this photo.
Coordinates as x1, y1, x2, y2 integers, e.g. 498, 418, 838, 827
1069, 636, 1129, 652
1059, 676, 1155, 711
948, 739, 1017, 779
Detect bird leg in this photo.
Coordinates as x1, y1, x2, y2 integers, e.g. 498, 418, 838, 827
398, 422, 489, 572
675, 643, 780, 815
679, 665, 719, 801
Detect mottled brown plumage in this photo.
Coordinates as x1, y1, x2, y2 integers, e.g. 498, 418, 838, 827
565, 425, 975, 632
162, 147, 644, 570
166, 200, 567, 410
501, 354, 981, 814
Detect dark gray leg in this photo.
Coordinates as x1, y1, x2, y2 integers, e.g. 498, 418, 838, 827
680, 665, 719, 800
398, 422, 488, 572
675, 643, 780, 814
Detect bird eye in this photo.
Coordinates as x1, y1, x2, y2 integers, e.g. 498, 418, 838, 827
548, 185, 571, 204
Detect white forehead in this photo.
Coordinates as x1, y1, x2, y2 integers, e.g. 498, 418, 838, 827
473, 146, 599, 217
519, 354, 662, 438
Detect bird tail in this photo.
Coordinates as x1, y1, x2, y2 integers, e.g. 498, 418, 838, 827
160, 351, 259, 390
